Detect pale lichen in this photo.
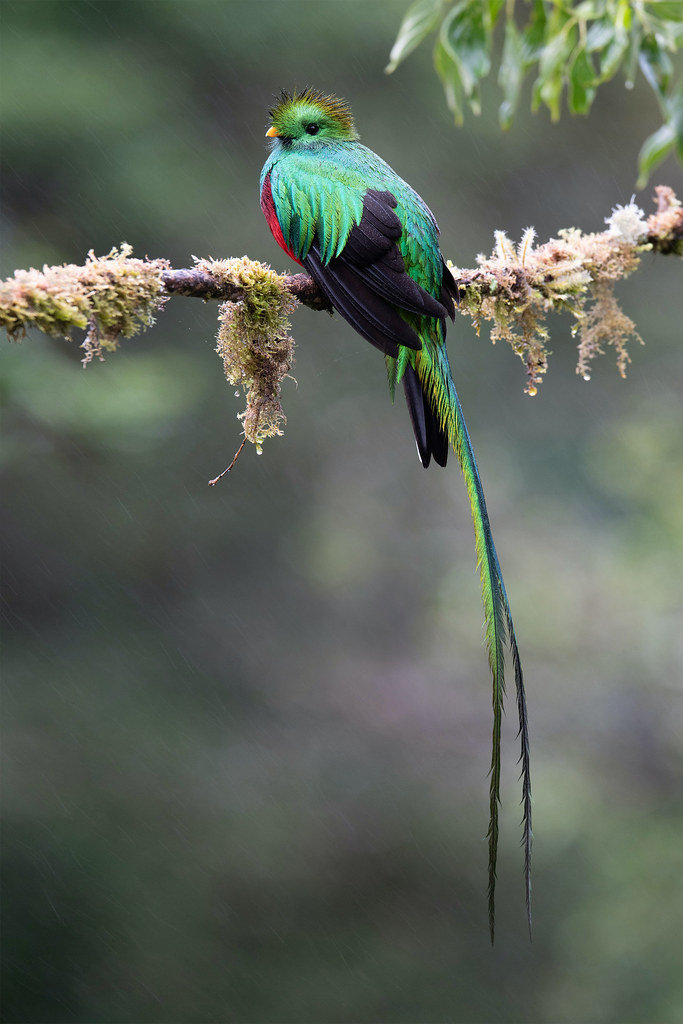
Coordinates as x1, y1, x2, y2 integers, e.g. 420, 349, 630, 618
646, 185, 683, 256
0, 244, 169, 363
604, 197, 649, 245
196, 256, 296, 451
575, 281, 642, 381
448, 187, 680, 393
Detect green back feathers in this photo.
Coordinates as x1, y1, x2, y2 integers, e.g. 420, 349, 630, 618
268, 88, 359, 143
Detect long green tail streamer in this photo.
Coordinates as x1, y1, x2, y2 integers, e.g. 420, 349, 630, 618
418, 344, 532, 944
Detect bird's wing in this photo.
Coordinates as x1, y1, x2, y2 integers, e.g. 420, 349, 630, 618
268, 157, 451, 358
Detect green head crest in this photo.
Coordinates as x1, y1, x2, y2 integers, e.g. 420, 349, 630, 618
266, 88, 359, 144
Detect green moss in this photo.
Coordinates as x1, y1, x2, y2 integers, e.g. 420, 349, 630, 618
0, 244, 168, 363
197, 257, 297, 451
447, 195, 663, 395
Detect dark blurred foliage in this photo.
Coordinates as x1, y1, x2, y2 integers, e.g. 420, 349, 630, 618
1, 2, 682, 1022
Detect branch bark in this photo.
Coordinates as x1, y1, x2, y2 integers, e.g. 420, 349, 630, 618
161, 268, 333, 311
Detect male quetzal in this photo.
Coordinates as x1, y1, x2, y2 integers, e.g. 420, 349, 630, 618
260, 87, 531, 941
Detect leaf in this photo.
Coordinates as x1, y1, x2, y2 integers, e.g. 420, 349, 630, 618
498, 18, 525, 129
521, 0, 548, 65
572, 0, 601, 18
645, 1, 683, 22
569, 46, 597, 113
584, 1, 630, 81
638, 33, 674, 98
434, 35, 465, 124
386, 0, 444, 73
441, 0, 492, 112
535, 14, 576, 120
598, 28, 630, 80
651, 20, 683, 49
667, 78, 683, 160
624, 17, 644, 87
585, 18, 616, 52
537, 12, 573, 75
636, 121, 676, 186
485, 0, 505, 24
615, 0, 633, 32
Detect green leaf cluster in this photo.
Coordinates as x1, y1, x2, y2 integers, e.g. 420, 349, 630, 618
387, 0, 683, 183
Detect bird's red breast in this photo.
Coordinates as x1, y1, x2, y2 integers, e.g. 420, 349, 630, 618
260, 171, 303, 266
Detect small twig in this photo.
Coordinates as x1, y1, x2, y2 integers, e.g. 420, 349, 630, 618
208, 438, 247, 486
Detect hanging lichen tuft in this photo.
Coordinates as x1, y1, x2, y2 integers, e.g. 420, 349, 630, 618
448, 190, 682, 394
198, 256, 296, 453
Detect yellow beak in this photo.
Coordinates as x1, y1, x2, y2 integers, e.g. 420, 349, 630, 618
265, 126, 279, 138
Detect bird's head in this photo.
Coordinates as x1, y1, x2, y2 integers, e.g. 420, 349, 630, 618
266, 88, 359, 147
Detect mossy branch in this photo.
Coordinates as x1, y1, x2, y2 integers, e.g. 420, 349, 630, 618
448, 185, 682, 394
2, 187, 681, 456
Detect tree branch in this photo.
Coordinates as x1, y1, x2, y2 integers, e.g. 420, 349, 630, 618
157, 187, 681, 311
162, 267, 333, 311
156, 188, 683, 322
1, 187, 680, 448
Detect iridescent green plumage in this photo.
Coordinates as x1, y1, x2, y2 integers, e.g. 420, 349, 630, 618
260, 90, 532, 942
269, 88, 359, 142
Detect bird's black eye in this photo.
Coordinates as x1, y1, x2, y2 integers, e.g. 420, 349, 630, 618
304, 122, 320, 135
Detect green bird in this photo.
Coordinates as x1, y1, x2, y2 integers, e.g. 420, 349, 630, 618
260, 88, 531, 942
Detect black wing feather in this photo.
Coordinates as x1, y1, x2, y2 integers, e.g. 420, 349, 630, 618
305, 246, 419, 357
339, 190, 448, 319
305, 188, 454, 464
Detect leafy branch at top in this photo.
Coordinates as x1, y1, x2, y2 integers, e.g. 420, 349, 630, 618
1, 187, 681, 462
387, 0, 683, 185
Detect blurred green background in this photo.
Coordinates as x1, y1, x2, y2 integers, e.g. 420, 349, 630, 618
1, 2, 682, 1021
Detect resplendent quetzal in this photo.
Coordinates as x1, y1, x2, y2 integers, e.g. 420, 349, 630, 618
260, 88, 531, 942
